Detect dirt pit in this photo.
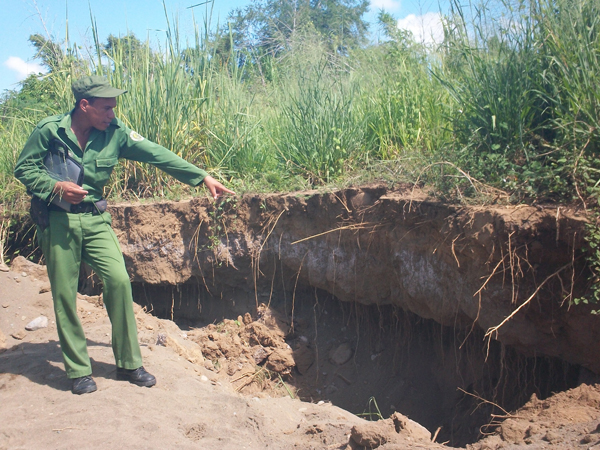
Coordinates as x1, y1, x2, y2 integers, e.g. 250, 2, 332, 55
131, 281, 594, 448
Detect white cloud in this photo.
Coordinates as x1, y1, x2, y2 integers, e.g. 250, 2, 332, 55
4, 57, 44, 80
397, 12, 444, 45
370, 0, 402, 12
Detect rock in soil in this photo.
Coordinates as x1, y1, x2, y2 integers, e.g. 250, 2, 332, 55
329, 342, 353, 366
350, 412, 432, 448
25, 316, 48, 331
10, 330, 26, 340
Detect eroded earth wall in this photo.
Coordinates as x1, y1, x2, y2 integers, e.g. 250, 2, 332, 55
107, 186, 600, 373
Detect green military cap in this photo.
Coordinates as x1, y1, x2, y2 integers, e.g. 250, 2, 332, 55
71, 75, 127, 101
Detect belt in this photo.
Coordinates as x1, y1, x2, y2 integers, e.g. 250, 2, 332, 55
48, 200, 107, 215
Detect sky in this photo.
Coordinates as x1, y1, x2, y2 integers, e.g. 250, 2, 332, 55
1, 0, 445, 94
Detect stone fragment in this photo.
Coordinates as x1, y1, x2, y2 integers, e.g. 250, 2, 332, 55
201, 339, 221, 360
474, 435, 503, 449
2, 304, 8, 308
252, 346, 269, 365
350, 412, 431, 449
293, 344, 315, 374
156, 333, 167, 346
391, 412, 431, 442
0, 262, 9, 272
245, 322, 277, 347
243, 312, 252, 325
305, 423, 324, 435
165, 334, 204, 364
226, 361, 241, 376
39, 284, 51, 294
25, 316, 48, 331
11, 330, 26, 340
543, 430, 562, 444
350, 421, 392, 448
10, 256, 48, 281
329, 342, 353, 366
500, 419, 528, 444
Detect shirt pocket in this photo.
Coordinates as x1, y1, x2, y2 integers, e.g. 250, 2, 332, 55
94, 157, 119, 187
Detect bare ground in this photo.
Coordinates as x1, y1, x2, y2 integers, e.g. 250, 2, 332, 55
0, 263, 437, 450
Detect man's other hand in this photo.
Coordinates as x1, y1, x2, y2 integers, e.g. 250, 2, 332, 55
53, 181, 88, 204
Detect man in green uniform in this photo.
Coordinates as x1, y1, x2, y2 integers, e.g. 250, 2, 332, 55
14, 76, 235, 395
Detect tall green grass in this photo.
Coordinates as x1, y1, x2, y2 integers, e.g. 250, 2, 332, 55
273, 59, 367, 184
534, 0, 600, 198
2, 0, 600, 207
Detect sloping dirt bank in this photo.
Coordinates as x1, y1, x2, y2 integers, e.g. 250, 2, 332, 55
0, 265, 437, 450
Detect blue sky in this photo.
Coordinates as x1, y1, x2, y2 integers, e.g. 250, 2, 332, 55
1, 0, 445, 94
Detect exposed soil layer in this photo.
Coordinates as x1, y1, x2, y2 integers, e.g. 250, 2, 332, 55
3, 185, 600, 449
107, 185, 599, 371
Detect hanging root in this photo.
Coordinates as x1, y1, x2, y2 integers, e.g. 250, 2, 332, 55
252, 208, 287, 309
457, 387, 521, 437
291, 222, 378, 245
484, 262, 573, 348
457, 387, 512, 417
461, 253, 510, 349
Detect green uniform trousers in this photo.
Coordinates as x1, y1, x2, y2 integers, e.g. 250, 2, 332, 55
39, 210, 142, 378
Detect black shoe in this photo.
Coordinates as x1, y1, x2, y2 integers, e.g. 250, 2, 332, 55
71, 376, 97, 395
116, 366, 156, 387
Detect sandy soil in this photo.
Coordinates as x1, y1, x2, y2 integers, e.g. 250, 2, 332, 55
0, 262, 438, 450
2, 258, 600, 450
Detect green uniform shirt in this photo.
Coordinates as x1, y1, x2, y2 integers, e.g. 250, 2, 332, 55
14, 111, 208, 203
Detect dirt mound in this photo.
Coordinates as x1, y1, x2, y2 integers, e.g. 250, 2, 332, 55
350, 412, 432, 447
469, 384, 600, 449
188, 304, 312, 397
